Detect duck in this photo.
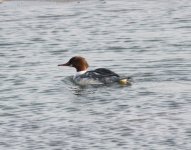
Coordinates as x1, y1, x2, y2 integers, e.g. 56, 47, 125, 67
58, 56, 131, 86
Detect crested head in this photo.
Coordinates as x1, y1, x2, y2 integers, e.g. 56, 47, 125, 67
58, 56, 89, 72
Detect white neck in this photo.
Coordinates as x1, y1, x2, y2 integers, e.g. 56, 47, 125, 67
76, 70, 87, 76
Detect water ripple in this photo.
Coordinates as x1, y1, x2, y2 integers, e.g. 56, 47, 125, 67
0, 0, 191, 149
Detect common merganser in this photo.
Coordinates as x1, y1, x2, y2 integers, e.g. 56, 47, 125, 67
58, 56, 131, 85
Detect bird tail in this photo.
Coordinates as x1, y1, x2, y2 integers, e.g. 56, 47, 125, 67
118, 76, 132, 85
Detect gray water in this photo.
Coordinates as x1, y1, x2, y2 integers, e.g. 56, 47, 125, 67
0, 0, 191, 149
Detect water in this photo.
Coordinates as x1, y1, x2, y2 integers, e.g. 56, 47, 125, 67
0, 0, 191, 149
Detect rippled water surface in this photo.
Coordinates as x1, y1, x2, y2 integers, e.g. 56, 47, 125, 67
0, 0, 191, 149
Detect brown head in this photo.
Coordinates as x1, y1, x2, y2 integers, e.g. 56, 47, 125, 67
58, 56, 89, 72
